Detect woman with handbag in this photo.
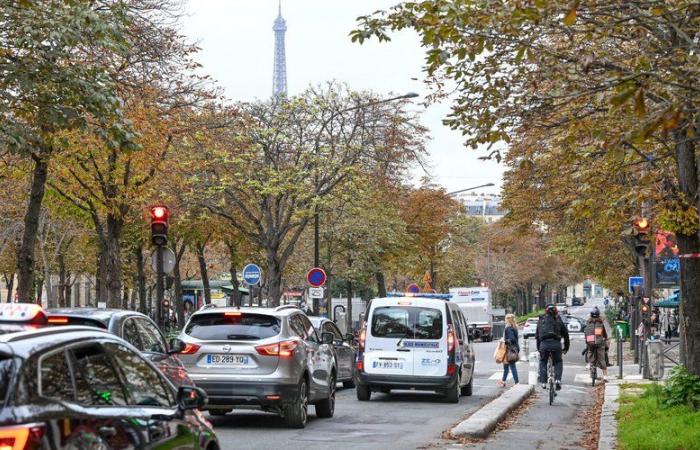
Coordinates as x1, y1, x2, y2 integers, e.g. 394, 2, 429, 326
498, 313, 520, 387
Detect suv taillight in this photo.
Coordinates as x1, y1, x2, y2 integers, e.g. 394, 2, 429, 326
256, 339, 299, 358
179, 343, 201, 355
0, 424, 45, 450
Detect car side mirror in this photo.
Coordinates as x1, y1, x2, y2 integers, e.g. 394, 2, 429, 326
168, 338, 185, 355
176, 386, 207, 411
344, 333, 355, 343
321, 332, 334, 345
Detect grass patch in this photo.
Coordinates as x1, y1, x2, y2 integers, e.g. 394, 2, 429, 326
617, 384, 700, 450
516, 309, 544, 323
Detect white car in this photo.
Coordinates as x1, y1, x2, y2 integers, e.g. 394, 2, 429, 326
556, 303, 569, 315
522, 318, 539, 339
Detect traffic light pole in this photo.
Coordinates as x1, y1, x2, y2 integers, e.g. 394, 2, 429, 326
156, 245, 165, 329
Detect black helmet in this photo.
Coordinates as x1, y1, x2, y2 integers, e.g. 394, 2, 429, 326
590, 307, 600, 318
545, 304, 557, 315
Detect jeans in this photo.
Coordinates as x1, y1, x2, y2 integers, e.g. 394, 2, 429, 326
538, 340, 563, 383
502, 362, 519, 383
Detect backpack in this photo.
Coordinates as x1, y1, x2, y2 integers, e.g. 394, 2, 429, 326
584, 321, 605, 346
539, 315, 561, 340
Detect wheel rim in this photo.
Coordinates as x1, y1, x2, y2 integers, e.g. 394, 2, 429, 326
329, 376, 336, 414
300, 381, 308, 424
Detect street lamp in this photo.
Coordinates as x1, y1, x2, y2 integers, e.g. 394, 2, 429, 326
312, 92, 419, 314
445, 183, 496, 197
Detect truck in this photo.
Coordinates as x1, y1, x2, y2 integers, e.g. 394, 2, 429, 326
449, 287, 494, 342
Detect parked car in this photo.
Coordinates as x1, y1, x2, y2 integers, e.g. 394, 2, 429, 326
176, 305, 337, 428
522, 317, 539, 339
571, 297, 582, 306
46, 308, 192, 387
309, 316, 357, 388
355, 294, 475, 403
0, 325, 218, 449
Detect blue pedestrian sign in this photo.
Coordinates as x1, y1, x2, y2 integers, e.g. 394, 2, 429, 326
628, 276, 644, 293
243, 264, 262, 286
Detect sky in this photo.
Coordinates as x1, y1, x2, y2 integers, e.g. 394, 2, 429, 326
181, 0, 504, 194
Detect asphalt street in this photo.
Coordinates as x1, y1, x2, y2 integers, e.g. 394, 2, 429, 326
210, 301, 605, 450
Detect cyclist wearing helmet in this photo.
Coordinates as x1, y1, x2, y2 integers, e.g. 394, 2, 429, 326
536, 304, 570, 390
584, 307, 609, 381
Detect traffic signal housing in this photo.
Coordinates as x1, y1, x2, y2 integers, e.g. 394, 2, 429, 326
150, 205, 169, 246
632, 217, 651, 256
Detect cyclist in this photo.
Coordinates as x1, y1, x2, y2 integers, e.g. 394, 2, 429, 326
584, 307, 609, 382
536, 304, 570, 390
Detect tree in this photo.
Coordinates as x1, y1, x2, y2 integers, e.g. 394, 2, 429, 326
195, 83, 426, 305
354, 1, 700, 374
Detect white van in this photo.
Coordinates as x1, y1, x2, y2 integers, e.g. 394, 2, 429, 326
354, 295, 476, 403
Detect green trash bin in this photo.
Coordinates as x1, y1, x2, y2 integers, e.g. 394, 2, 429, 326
615, 320, 629, 340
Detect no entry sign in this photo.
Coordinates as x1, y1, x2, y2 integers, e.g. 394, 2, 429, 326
307, 267, 327, 287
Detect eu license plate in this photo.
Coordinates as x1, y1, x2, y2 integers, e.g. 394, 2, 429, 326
206, 354, 249, 365
373, 360, 404, 370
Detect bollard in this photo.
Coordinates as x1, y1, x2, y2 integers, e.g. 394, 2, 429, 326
617, 336, 623, 379
520, 337, 529, 362
528, 351, 539, 385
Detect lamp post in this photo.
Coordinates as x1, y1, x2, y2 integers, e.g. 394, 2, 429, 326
312, 92, 419, 314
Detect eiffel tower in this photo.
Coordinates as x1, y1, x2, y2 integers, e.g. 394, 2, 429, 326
272, 0, 287, 97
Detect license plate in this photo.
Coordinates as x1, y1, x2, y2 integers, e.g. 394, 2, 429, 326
372, 360, 404, 370
206, 354, 249, 365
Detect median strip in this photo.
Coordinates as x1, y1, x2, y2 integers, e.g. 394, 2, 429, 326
450, 384, 534, 439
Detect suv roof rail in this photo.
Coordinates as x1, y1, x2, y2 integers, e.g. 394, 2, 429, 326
275, 305, 300, 312
386, 292, 452, 300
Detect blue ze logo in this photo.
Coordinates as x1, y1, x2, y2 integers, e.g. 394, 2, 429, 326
421, 358, 441, 366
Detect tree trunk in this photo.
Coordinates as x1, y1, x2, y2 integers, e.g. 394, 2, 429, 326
135, 244, 147, 314
173, 240, 187, 328
196, 242, 211, 305
58, 253, 66, 308
264, 245, 284, 307
105, 216, 123, 308
16, 155, 49, 303
4, 273, 14, 303
35, 275, 43, 304
346, 279, 353, 335
226, 241, 241, 307
375, 271, 387, 298
674, 128, 700, 374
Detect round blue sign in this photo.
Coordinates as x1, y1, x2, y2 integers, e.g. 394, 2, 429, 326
407, 283, 420, 294
307, 268, 327, 288
242, 264, 262, 286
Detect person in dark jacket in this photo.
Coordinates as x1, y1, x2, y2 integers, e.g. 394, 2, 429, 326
536, 304, 570, 391
498, 313, 520, 386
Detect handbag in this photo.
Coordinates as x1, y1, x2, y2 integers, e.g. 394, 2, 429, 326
493, 339, 507, 364
506, 345, 519, 363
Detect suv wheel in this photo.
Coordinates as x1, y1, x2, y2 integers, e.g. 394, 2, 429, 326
315, 373, 336, 418
461, 371, 473, 396
356, 382, 371, 401
284, 378, 308, 428
445, 372, 460, 403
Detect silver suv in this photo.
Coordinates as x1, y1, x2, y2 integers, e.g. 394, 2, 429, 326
176, 305, 337, 428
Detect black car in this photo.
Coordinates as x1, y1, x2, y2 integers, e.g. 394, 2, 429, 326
46, 308, 192, 387
308, 316, 357, 388
0, 325, 218, 449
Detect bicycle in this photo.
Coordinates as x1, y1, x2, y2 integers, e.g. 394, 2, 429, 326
547, 354, 557, 405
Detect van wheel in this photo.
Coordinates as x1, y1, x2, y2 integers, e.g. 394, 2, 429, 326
445, 373, 460, 403
356, 382, 371, 401
315, 374, 336, 418
284, 379, 308, 428
461, 372, 473, 396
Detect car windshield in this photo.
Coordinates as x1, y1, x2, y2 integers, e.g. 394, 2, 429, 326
0, 355, 14, 411
371, 306, 443, 339
184, 313, 281, 341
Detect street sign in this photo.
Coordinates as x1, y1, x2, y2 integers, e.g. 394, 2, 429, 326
151, 248, 176, 275
309, 287, 324, 299
242, 264, 262, 286
407, 283, 420, 294
307, 267, 327, 287
628, 276, 644, 293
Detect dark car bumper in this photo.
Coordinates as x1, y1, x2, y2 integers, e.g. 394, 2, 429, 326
194, 380, 300, 409
356, 372, 457, 391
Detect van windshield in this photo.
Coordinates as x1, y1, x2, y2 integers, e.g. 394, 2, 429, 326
371, 306, 443, 339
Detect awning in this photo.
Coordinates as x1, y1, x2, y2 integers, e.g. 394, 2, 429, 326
656, 290, 680, 308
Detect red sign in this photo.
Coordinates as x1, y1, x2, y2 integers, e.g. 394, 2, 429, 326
307, 268, 327, 287
655, 231, 679, 259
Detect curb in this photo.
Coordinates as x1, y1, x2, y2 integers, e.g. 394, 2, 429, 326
598, 384, 619, 450
451, 383, 534, 439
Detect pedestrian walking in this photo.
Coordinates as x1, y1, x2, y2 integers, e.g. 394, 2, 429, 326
660, 310, 677, 342
498, 313, 520, 386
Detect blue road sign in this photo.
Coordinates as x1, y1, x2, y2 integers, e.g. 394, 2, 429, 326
628, 276, 644, 293
243, 264, 262, 286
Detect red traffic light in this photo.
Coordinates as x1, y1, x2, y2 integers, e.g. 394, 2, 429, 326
633, 217, 650, 235
150, 205, 169, 221
641, 304, 649, 313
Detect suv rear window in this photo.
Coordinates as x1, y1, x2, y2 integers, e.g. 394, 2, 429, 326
185, 313, 281, 341
371, 306, 443, 339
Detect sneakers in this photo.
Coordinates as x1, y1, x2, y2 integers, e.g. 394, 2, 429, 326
541, 383, 547, 390
555, 380, 562, 391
